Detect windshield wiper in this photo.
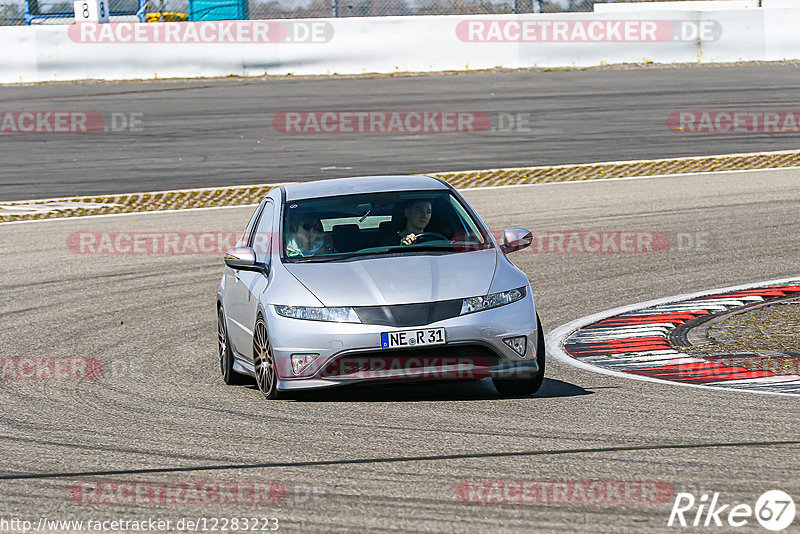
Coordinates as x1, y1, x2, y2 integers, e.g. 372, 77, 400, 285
289, 253, 364, 263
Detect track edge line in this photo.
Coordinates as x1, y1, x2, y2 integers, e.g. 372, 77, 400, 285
545, 275, 800, 398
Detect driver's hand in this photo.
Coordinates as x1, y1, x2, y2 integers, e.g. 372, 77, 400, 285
401, 233, 418, 245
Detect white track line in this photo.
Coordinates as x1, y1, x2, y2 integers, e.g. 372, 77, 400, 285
5, 166, 795, 226
2, 182, 291, 204
458, 166, 800, 192
0, 182, 296, 226
545, 276, 800, 398
455, 148, 800, 172
3, 151, 800, 225
0, 203, 261, 226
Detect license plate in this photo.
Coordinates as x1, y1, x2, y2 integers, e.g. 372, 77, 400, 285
381, 327, 446, 349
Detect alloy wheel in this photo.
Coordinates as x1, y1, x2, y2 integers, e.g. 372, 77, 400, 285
253, 317, 277, 398
217, 307, 228, 376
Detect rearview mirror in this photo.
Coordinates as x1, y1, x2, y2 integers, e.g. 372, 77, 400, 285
224, 246, 269, 274
500, 227, 533, 253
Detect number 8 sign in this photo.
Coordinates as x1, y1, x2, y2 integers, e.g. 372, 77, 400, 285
73, 0, 110, 22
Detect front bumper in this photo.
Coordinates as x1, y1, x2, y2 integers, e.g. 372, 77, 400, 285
266, 293, 539, 391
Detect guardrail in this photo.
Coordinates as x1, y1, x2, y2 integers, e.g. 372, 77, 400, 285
1, 8, 798, 83
7, 0, 800, 26
0, 0, 581, 26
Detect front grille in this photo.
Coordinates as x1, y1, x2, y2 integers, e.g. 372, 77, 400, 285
354, 299, 463, 327
320, 344, 502, 378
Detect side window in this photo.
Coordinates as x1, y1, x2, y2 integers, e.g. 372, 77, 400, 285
241, 199, 267, 246
252, 201, 275, 263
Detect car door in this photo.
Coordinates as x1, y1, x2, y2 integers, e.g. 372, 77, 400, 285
226, 200, 275, 359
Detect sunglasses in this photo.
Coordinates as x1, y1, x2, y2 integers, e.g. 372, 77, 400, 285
300, 222, 322, 231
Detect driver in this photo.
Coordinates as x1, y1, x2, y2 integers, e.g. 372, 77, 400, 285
399, 199, 432, 245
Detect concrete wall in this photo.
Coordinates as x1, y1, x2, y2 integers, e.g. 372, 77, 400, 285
0, 8, 797, 83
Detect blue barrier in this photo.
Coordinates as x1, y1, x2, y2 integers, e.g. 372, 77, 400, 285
188, 0, 247, 21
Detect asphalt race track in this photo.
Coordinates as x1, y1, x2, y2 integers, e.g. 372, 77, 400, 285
1, 164, 799, 531
2, 64, 800, 200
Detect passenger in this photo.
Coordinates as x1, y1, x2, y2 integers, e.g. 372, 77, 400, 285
286, 215, 335, 257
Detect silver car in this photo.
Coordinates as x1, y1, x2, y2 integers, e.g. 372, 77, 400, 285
216, 175, 544, 399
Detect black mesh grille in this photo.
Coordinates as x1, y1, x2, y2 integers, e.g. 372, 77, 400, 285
354, 299, 463, 327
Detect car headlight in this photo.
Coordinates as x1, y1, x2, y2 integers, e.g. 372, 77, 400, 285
460, 286, 527, 315
274, 305, 361, 323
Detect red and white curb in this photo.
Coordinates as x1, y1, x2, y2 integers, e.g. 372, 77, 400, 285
545, 277, 800, 397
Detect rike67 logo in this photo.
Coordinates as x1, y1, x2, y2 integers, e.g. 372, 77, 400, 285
668, 490, 796, 531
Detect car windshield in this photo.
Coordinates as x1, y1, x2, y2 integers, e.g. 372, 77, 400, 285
282, 190, 492, 262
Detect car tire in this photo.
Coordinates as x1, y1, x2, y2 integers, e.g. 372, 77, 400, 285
492, 313, 545, 397
253, 315, 284, 400
218, 306, 249, 385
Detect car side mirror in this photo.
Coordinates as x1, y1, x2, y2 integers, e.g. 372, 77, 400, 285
500, 227, 533, 253
224, 246, 269, 274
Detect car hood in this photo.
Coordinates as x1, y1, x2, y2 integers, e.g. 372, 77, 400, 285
283, 251, 498, 307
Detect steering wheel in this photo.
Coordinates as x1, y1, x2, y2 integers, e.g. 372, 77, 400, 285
410, 232, 449, 243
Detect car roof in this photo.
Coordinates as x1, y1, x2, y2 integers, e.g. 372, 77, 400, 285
282, 175, 450, 201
